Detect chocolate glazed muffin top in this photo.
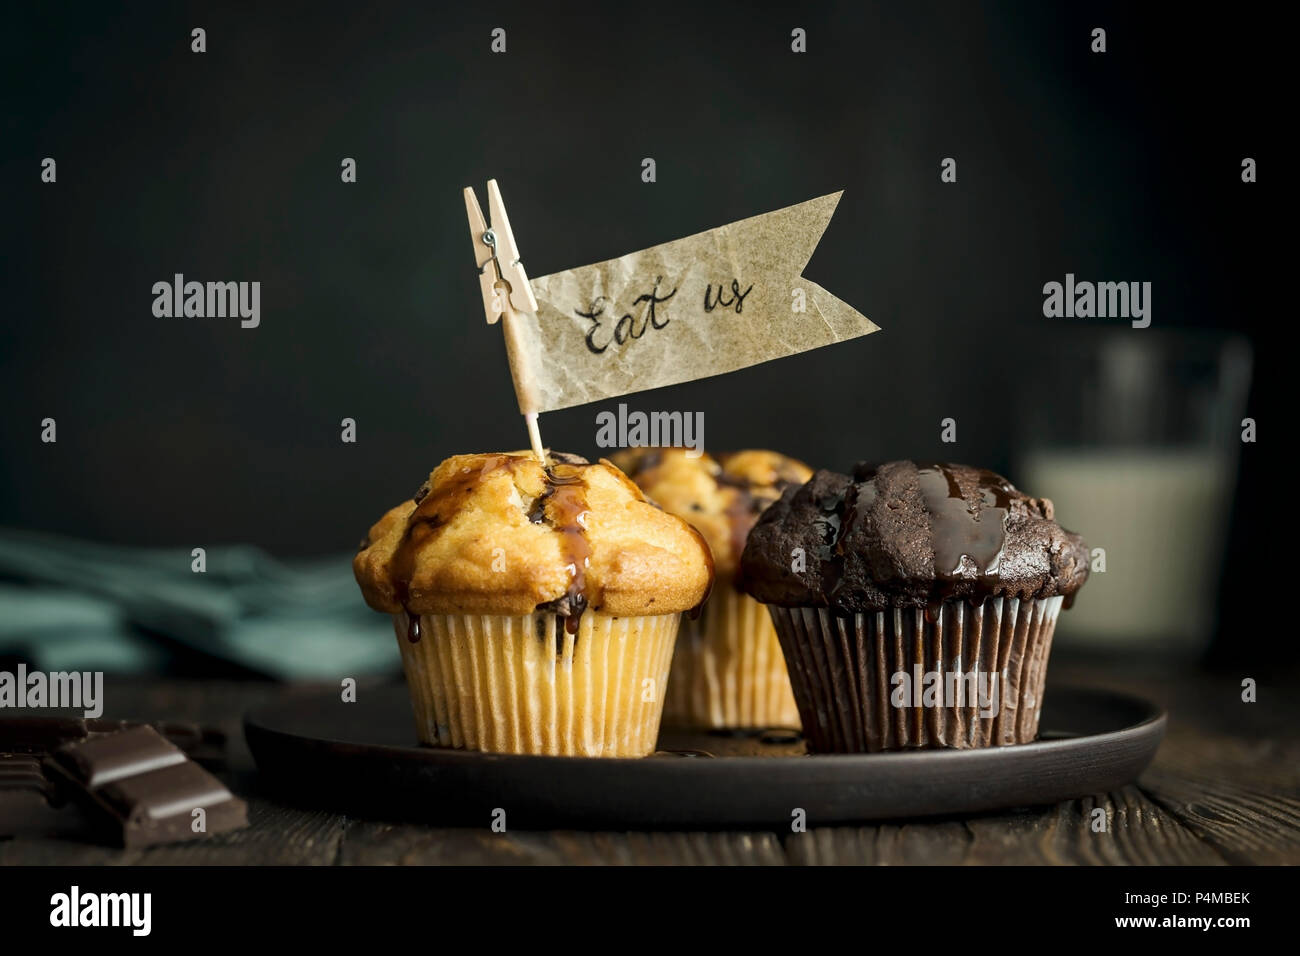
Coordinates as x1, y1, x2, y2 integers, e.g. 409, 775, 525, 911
740, 461, 1089, 612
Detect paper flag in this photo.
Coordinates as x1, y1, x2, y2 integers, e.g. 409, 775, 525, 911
510, 191, 879, 413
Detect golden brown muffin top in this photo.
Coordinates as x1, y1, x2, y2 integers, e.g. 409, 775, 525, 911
354, 452, 714, 627
608, 448, 813, 578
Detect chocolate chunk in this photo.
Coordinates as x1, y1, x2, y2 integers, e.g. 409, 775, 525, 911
0, 753, 82, 837
44, 726, 246, 848
0, 717, 228, 769
55, 726, 187, 788
526, 487, 554, 524
149, 721, 228, 768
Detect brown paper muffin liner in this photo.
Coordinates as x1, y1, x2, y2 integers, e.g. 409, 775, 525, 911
663, 588, 801, 729
767, 596, 1064, 752
394, 611, 679, 757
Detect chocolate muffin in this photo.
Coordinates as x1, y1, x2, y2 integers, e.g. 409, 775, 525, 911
741, 461, 1089, 751
355, 451, 714, 757
611, 448, 811, 729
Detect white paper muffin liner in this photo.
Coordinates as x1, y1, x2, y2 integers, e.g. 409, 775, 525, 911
768, 596, 1064, 752
394, 611, 679, 757
663, 588, 800, 729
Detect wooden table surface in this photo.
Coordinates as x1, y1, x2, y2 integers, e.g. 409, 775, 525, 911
4, 658, 1298, 865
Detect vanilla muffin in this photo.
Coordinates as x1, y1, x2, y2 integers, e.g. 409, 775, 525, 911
610, 448, 812, 729
354, 451, 714, 757
741, 461, 1089, 751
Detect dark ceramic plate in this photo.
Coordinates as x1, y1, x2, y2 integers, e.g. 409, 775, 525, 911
244, 684, 1164, 828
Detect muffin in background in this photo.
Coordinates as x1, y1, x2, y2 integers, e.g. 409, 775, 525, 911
741, 461, 1089, 752
611, 447, 812, 730
354, 451, 714, 757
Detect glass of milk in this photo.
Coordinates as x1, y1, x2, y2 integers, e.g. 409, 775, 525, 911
1016, 331, 1252, 658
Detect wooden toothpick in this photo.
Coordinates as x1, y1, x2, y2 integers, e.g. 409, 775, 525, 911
524, 413, 545, 463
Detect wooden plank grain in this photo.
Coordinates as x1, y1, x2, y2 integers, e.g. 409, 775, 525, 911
787, 786, 1225, 865
1139, 732, 1300, 865
338, 822, 544, 865
1063, 789, 1227, 866
0, 836, 149, 867
787, 820, 973, 865
337, 821, 786, 865
0, 796, 346, 866
130, 799, 346, 866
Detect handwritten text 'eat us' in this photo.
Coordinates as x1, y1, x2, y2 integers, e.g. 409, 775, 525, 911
577, 277, 754, 355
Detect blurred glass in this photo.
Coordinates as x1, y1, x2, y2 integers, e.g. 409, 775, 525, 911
1016, 330, 1252, 658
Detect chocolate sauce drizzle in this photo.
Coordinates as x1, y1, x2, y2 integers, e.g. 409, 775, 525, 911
536, 463, 594, 636
915, 464, 1012, 619
388, 455, 524, 643
916, 465, 1013, 579
822, 481, 862, 606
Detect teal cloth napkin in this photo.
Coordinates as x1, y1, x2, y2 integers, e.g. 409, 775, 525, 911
0, 529, 399, 678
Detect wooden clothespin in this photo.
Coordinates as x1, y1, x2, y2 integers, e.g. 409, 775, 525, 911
464, 179, 546, 462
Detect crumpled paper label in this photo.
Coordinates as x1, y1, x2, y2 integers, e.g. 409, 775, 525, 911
513, 191, 880, 413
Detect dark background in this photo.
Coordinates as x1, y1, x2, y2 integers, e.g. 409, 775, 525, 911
1, 3, 1278, 663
